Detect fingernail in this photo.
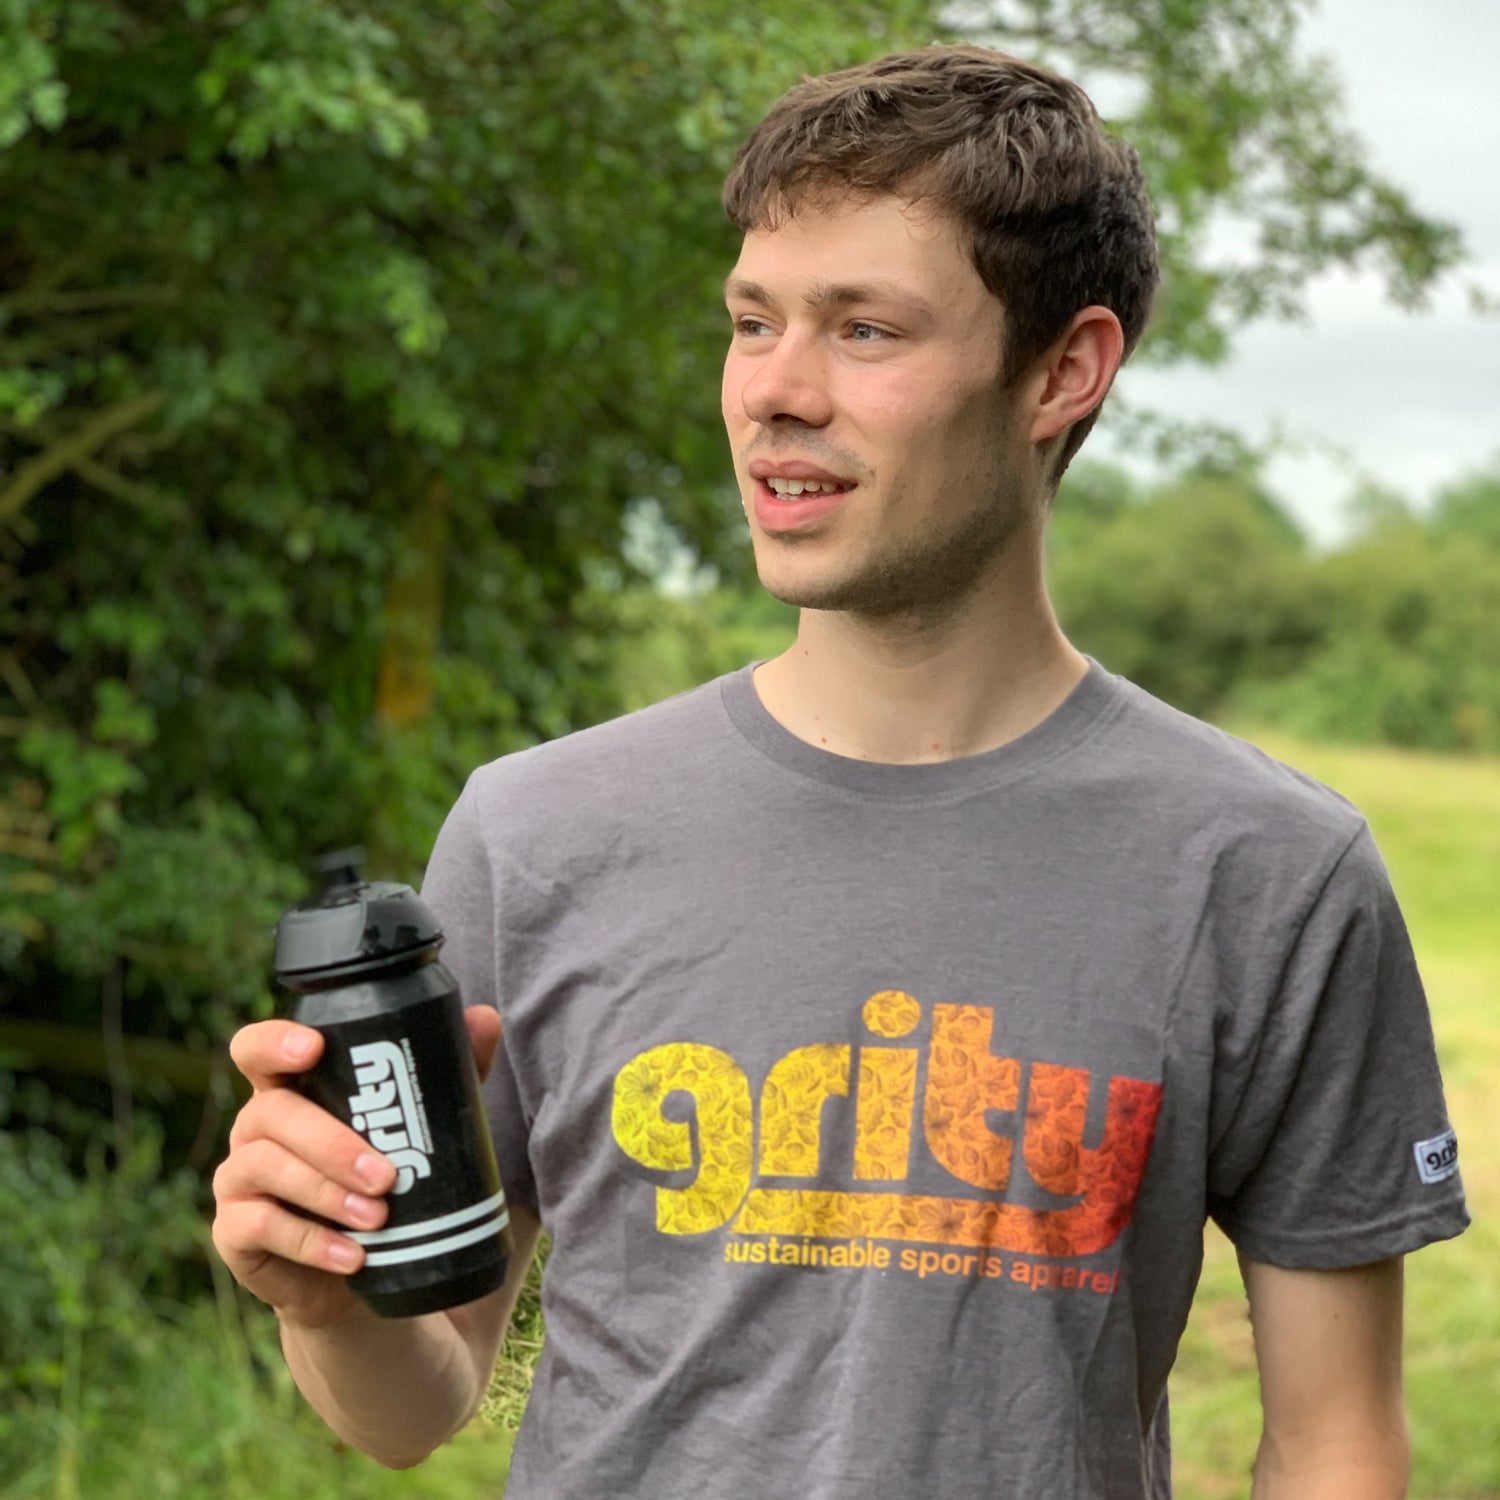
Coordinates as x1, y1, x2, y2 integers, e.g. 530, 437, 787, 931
284, 1030, 315, 1062
326, 1239, 360, 1271
354, 1153, 388, 1190
343, 1192, 382, 1225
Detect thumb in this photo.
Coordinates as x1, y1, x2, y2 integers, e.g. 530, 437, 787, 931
464, 1004, 503, 1083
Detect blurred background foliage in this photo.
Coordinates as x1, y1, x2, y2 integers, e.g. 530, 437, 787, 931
1, 0, 1494, 1493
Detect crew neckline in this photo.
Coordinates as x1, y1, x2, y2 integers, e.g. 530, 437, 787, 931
719, 657, 1124, 801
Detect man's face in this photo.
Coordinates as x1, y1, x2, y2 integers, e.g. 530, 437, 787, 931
721, 194, 1038, 617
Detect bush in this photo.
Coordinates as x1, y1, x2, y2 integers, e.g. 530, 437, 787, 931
1049, 467, 1317, 718
1236, 521, 1500, 752
0, 1128, 509, 1497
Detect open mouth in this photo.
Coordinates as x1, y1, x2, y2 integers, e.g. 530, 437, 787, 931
751, 474, 857, 534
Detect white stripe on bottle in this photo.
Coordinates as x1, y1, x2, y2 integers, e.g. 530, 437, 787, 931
360, 1211, 511, 1268
348, 1187, 508, 1246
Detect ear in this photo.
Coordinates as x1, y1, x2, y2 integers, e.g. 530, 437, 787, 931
1026, 307, 1125, 444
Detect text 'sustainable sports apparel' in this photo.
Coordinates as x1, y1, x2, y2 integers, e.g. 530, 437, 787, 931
422, 660, 1468, 1500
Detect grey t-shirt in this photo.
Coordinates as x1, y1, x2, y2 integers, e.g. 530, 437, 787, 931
422, 661, 1468, 1499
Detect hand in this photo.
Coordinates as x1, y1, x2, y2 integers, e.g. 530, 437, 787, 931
211, 1007, 503, 1330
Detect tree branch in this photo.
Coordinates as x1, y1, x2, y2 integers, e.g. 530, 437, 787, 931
0, 391, 167, 525
0, 285, 181, 317
70, 455, 187, 520
0, 833, 57, 861
103, 955, 134, 1160
0, 649, 39, 708
0, 1018, 247, 1101
0, 310, 139, 359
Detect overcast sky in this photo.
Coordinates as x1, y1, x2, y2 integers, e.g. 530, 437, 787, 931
1094, 0, 1500, 545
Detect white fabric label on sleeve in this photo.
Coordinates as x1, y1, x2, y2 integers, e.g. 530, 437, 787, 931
1413, 1129, 1459, 1185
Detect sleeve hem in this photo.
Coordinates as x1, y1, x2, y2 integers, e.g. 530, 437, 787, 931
1215, 1197, 1470, 1270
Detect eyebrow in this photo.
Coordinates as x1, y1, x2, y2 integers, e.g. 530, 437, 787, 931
724, 275, 937, 321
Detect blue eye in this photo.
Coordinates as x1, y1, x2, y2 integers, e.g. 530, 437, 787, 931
848, 322, 888, 341
734, 316, 771, 337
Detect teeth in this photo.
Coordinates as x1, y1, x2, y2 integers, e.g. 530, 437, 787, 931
767, 477, 845, 496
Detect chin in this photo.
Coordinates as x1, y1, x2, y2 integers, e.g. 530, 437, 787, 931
751, 545, 847, 610
755, 561, 906, 616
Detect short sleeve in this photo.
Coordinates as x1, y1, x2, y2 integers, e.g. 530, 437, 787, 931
420, 776, 540, 1213
1207, 824, 1469, 1267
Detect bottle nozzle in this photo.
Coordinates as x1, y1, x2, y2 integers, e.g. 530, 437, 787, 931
313, 846, 366, 897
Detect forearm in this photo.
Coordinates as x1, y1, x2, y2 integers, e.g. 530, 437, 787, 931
279, 1295, 496, 1467
278, 1207, 539, 1466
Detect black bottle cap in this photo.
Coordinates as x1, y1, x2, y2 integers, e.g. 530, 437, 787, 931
274, 847, 443, 987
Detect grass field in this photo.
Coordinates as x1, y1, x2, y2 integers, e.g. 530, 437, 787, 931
1169, 734, 1500, 1499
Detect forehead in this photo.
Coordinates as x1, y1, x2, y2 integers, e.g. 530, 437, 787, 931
728, 193, 991, 309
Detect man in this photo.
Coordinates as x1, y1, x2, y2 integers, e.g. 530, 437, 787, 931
212, 46, 1468, 1498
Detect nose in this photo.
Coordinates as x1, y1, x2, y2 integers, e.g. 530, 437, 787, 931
734, 326, 834, 430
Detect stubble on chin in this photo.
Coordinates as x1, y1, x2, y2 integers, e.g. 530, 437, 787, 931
756, 490, 1029, 627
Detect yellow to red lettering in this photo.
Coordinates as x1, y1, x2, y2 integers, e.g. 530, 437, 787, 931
610, 991, 1162, 1256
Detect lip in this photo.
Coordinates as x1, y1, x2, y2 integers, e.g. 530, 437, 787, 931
750, 474, 856, 534
747, 458, 856, 486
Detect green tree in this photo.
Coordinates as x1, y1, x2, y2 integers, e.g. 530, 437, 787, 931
1, 0, 935, 1080
1244, 517, 1500, 753
968, 0, 1465, 367
1048, 465, 1316, 716
1429, 459, 1500, 552
0, 0, 1472, 1124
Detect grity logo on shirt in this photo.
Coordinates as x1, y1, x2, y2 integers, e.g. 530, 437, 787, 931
610, 990, 1162, 1263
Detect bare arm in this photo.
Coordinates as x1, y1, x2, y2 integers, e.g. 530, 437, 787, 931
212, 1012, 541, 1468
1243, 1255, 1409, 1500
280, 1204, 541, 1467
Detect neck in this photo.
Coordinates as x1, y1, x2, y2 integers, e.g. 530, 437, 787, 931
753, 535, 1087, 764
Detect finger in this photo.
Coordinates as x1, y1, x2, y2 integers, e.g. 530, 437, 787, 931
214, 1137, 389, 1233
229, 1020, 325, 1091
229, 1087, 397, 1198
212, 1236, 358, 1327
213, 1191, 368, 1277
465, 1005, 502, 1083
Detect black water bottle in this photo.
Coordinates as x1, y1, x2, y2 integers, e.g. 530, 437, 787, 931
273, 849, 512, 1317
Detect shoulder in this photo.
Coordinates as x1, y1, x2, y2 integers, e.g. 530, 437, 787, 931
1075, 669, 1380, 923
459, 671, 743, 833
1099, 670, 1367, 844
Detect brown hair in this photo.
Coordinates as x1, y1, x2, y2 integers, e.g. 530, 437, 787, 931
722, 46, 1159, 467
